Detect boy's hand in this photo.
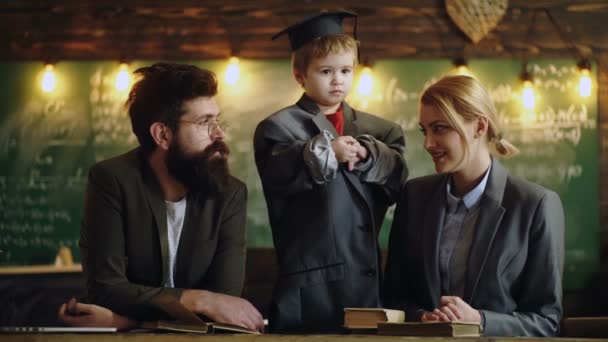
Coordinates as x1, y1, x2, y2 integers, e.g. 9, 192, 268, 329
355, 143, 368, 161
331, 136, 361, 171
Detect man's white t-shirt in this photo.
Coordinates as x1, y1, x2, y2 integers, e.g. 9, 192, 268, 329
163, 197, 187, 288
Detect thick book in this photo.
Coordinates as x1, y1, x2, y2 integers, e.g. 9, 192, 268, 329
343, 308, 405, 329
143, 294, 260, 334
141, 320, 260, 334
378, 321, 480, 337
563, 317, 608, 338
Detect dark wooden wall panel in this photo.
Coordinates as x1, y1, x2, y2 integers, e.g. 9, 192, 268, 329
1, 0, 607, 60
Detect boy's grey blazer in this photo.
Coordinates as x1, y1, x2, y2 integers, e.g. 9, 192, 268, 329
384, 160, 564, 337
254, 94, 407, 333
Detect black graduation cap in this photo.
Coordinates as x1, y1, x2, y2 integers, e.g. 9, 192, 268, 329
272, 10, 357, 51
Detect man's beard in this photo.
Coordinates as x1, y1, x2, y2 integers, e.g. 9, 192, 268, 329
166, 139, 231, 195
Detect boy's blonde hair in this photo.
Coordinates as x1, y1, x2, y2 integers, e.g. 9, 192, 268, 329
420, 75, 519, 160
292, 34, 359, 74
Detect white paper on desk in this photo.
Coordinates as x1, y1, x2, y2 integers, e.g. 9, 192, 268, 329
0, 326, 117, 333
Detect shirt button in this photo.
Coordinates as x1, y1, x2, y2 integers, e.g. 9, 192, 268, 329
366, 269, 375, 277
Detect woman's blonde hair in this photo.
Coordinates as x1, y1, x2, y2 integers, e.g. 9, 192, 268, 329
420, 75, 519, 159
292, 34, 358, 74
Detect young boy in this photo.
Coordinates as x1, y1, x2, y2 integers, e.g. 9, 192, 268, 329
253, 11, 408, 333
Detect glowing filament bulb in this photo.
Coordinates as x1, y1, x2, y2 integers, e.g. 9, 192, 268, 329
41, 64, 56, 93
452, 58, 472, 77
455, 65, 472, 76
522, 80, 535, 110
225, 57, 240, 85
579, 68, 591, 97
357, 67, 374, 96
115, 63, 130, 91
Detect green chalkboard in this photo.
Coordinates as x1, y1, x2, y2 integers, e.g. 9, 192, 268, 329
0, 59, 598, 290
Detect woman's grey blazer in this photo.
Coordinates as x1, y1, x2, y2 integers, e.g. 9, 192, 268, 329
384, 160, 564, 336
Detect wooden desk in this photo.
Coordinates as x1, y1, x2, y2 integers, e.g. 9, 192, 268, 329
0, 334, 606, 342
0, 264, 82, 275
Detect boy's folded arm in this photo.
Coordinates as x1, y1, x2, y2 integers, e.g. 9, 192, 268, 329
254, 121, 332, 196
355, 133, 408, 201
303, 130, 338, 184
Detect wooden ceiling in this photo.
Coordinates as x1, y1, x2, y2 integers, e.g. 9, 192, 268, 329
1, 0, 608, 61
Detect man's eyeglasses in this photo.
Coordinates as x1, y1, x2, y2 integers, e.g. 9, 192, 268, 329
178, 118, 227, 136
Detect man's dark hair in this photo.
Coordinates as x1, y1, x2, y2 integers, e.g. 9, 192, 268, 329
126, 62, 218, 153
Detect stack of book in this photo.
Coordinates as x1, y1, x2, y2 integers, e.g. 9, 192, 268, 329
378, 321, 480, 337
343, 308, 405, 332
563, 317, 608, 338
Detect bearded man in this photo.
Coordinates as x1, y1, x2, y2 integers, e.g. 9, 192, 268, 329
71, 62, 263, 332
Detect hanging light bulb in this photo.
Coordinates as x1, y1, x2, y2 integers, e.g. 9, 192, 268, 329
356, 66, 374, 96
579, 69, 591, 97
520, 70, 535, 110
115, 63, 130, 91
452, 57, 472, 77
41, 63, 56, 93
577, 59, 591, 98
225, 57, 240, 86
522, 80, 535, 110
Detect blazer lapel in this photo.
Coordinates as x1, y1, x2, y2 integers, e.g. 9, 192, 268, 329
340, 103, 375, 215
422, 176, 448, 308
173, 191, 201, 286
343, 171, 373, 212
141, 154, 170, 284
342, 102, 360, 137
464, 159, 508, 302
297, 94, 339, 138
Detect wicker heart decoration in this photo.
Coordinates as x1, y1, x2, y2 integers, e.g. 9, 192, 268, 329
446, 0, 508, 44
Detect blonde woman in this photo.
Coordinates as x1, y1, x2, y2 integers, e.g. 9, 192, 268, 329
384, 75, 564, 336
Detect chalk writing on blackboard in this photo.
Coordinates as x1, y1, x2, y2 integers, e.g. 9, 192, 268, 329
89, 68, 137, 149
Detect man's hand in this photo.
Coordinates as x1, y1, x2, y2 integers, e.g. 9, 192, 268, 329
180, 290, 264, 332
58, 297, 138, 331
331, 136, 365, 171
